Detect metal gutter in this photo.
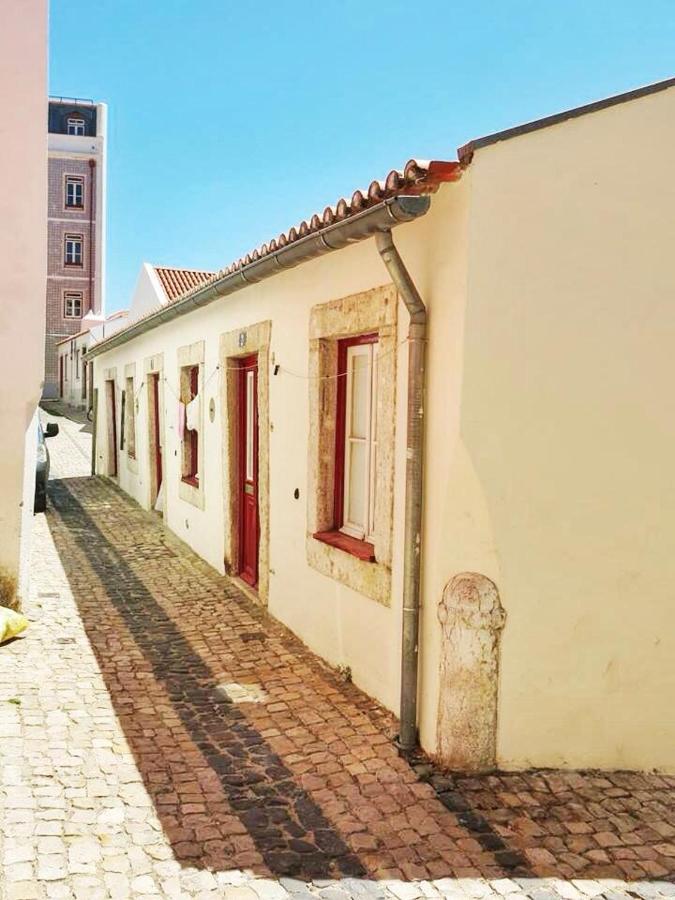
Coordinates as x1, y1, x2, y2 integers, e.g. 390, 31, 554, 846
375, 231, 426, 754
86, 195, 431, 359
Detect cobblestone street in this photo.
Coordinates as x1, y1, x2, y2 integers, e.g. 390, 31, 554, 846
0, 406, 673, 899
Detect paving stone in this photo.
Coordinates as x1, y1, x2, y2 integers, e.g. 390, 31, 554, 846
3, 407, 672, 900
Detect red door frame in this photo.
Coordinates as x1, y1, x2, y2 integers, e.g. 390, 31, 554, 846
107, 380, 118, 476
238, 354, 259, 587
151, 373, 162, 499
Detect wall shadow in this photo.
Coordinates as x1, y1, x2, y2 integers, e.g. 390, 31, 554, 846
45, 475, 675, 886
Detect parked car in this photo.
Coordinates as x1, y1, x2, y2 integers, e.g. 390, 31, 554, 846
34, 420, 59, 513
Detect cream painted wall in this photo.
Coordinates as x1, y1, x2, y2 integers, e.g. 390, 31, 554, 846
459, 85, 675, 771
0, 1, 47, 605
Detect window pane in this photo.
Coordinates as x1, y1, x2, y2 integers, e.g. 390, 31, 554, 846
246, 371, 254, 481
349, 349, 369, 439
346, 439, 366, 530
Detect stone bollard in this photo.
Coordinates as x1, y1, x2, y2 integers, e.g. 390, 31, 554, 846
436, 572, 506, 771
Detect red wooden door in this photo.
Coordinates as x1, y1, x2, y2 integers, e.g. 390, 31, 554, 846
151, 373, 162, 495
238, 355, 259, 587
107, 380, 118, 476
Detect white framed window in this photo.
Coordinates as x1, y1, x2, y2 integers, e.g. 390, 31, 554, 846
64, 292, 82, 318
64, 234, 83, 266
65, 176, 84, 208
338, 336, 379, 543
67, 117, 85, 136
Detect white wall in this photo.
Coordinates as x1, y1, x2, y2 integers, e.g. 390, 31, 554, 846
91, 195, 467, 716
0, 0, 47, 606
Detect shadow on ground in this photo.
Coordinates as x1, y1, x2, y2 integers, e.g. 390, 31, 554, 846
40, 399, 93, 434
45, 475, 675, 886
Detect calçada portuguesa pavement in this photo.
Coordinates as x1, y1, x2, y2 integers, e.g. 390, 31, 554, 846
0, 406, 673, 900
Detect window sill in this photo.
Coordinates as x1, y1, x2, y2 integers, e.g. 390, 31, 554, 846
313, 530, 375, 562
182, 475, 199, 487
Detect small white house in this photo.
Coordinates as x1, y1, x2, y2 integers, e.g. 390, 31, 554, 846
57, 310, 128, 410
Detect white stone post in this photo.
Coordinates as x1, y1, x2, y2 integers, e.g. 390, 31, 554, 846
436, 572, 506, 771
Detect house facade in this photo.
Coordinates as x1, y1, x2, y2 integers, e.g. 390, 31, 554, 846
88, 78, 675, 773
0, 0, 47, 607
56, 310, 128, 410
44, 97, 107, 398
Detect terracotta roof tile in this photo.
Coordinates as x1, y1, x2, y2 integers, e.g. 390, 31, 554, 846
154, 267, 216, 302
187, 159, 459, 291
91, 158, 460, 352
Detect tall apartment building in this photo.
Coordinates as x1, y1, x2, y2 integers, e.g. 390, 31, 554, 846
45, 97, 107, 398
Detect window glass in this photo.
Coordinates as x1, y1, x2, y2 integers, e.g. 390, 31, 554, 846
64, 293, 82, 318
67, 117, 85, 136
65, 235, 83, 265
65, 177, 83, 207
337, 336, 378, 542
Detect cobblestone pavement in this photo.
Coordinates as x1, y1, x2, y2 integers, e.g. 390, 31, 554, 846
0, 407, 673, 899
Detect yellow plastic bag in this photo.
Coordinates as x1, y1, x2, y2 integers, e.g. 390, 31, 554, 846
0, 607, 28, 643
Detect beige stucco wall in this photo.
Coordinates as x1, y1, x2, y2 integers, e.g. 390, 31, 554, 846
0, 1, 47, 605
452, 86, 675, 771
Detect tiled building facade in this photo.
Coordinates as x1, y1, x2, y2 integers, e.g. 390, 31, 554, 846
45, 99, 107, 398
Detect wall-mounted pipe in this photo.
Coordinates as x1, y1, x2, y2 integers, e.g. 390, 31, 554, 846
87, 195, 431, 359
375, 230, 426, 754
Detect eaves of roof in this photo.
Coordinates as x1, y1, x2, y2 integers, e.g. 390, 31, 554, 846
88, 159, 461, 359
458, 75, 675, 164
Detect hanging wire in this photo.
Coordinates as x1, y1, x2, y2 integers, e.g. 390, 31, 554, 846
156, 334, 412, 401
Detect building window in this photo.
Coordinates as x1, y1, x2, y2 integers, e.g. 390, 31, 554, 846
64, 292, 83, 318
334, 334, 379, 543
120, 390, 126, 450
67, 117, 85, 136
65, 176, 84, 208
64, 234, 83, 266
181, 365, 199, 484
125, 377, 136, 459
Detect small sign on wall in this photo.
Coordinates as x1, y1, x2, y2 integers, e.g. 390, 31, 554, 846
238, 331, 247, 348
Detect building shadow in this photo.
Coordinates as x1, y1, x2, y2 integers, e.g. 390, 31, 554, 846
40, 400, 93, 434
44, 475, 675, 886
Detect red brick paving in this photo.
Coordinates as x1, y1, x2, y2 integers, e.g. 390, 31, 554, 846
45, 472, 675, 885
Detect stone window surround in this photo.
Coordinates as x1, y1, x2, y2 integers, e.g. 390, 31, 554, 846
219, 321, 271, 607
144, 353, 164, 511
177, 341, 205, 511
124, 362, 138, 474
307, 283, 397, 606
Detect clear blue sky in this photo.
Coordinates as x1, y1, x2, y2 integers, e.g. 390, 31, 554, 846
50, 0, 675, 313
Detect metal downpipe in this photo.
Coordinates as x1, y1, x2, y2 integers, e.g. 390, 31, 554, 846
375, 230, 426, 754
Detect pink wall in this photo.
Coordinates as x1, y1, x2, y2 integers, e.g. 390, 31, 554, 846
0, 0, 48, 600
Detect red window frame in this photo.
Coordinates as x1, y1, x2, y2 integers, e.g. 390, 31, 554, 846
182, 365, 199, 485
313, 332, 378, 562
